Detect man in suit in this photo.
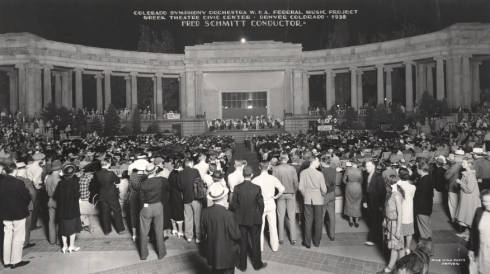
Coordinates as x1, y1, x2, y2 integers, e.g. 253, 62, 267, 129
138, 163, 167, 260
299, 156, 327, 248
320, 155, 338, 241
94, 159, 125, 235
363, 161, 386, 247
179, 158, 203, 243
201, 183, 241, 274
230, 166, 267, 272
0, 161, 31, 269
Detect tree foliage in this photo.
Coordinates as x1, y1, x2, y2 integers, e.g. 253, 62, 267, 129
41, 103, 73, 130
146, 121, 160, 134
89, 117, 103, 135
103, 104, 120, 136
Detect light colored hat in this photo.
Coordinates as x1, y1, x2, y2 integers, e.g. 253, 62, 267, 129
146, 163, 156, 173
345, 161, 352, 167
133, 160, 147, 171
32, 152, 45, 161
472, 148, 485, 155
311, 149, 320, 156
455, 149, 465, 156
436, 155, 446, 165
207, 183, 229, 201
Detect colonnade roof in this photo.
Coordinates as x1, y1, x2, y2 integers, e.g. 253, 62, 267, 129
0, 23, 489, 74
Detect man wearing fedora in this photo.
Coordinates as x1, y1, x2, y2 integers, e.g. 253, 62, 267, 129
0, 161, 31, 269
474, 148, 490, 191
94, 159, 125, 235
230, 165, 267, 272
45, 160, 62, 245
201, 183, 241, 274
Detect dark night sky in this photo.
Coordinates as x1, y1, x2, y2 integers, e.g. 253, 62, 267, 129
0, 0, 489, 53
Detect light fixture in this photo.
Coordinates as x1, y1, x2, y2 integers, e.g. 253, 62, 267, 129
247, 105, 253, 109
240, 38, 246, 43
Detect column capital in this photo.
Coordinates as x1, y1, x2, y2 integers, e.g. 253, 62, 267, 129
41, 64, 53, 70
73, 67, 84, 73
349, 66, 357, 72
403, 60, 415, 66
384, 67, 393, 72
155, 72, 164, 77
375, 64, 384, 69
357, 70, 364, 76
124, 75, 131, 80
103, 70, 112, 75
473, 60, 483, 66
94, 74, 103, 80
434, 55, 446, 62
14, 63, 25, 69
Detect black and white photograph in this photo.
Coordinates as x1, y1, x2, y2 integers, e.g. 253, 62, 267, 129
0, 0, 490, 273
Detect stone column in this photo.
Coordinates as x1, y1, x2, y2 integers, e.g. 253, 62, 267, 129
416, 63, 426, 101
426, 63, 434, 97
325, 69, 335, 111
104, 70, 111, 110
95, 74, 103, 112
7, 71, 18, 113
54, 72, 62, 108
155, 73, 163, 117
357, 71, 363, 109
293, 69, 303, 114
25, 63, 43, 116
472, 61, 482, 105
61, 71, 73, 109
124, 75, 131, 109
195, 71, 203, 115
130, 72, 138, 111
461, 55, 472, 108
445, 56, 454, 107
350, 66, 357, 109
385, 67, 393, 102
302, 71, 310, 113
43, 66, 52, 107
452, 55, 462, 108
404, 61, 414, 111
185, 71, 196, 117
283, 68, 293, 113
179, 72, 186, 117
376, 64, 384, 106
15, 64, 27, 114
435, 56, 445, 101
74, 68, 83, 109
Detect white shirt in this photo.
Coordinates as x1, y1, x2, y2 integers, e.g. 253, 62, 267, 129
397, 180, 416, 224
27, 162, 43, 189
194, 161, 209, 178
227, 168, 244, 193
252, 172, 285, 210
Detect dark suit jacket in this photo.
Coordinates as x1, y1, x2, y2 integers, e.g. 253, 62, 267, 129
179, 167, 200, 204
363, 172, 386, 210
230, 180, 264, 225
0, 175, 31, 220
469, 207, 486, 256
201, 204, 241, 269
94, 168, 119, 202
414, 174, 434, 216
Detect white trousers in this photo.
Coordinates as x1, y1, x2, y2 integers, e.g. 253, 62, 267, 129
3, 218, 26, 265
448, 192, 459, 221
260, 201, 279, 252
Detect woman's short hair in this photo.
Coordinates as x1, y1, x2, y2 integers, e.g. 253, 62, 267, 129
416, 159, 430, 172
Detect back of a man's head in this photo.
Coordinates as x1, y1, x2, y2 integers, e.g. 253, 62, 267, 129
243, 165, 253, 178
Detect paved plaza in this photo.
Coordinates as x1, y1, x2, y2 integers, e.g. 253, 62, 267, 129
0, 204, 468, 274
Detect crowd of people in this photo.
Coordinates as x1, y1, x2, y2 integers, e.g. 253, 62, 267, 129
207, 115, 284, 131
1, 108, 490, 273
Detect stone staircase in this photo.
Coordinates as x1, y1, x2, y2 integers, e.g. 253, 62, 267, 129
205, 128, 285, 143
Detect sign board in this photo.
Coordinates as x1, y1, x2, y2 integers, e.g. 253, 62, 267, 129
318, 125, 333, 131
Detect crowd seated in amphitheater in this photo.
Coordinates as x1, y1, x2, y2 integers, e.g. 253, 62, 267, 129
1, 103, 490, 273
207, 115, 284, 131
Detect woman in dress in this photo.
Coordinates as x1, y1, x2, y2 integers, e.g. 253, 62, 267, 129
396, 167, 416, 256
168, 159, 184, 238
380, 170, 404, 273
53, 164, 81, 253
468, 189, 490, 274
455, 158, 481, 240
343, 161, 363, 227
